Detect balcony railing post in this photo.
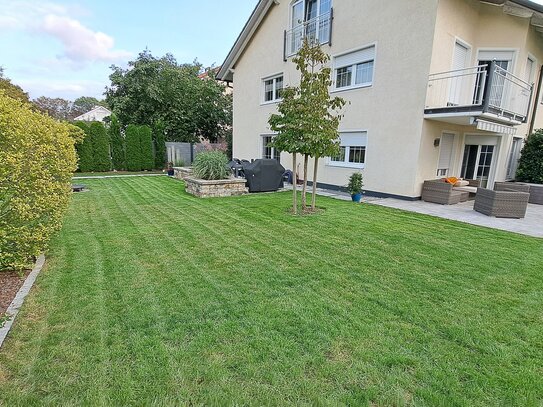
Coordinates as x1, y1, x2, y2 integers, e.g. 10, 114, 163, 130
481, 61, 496, 114
328, 7, 334, 46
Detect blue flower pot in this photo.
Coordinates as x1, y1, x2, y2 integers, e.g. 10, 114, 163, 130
351, 193, 362, 203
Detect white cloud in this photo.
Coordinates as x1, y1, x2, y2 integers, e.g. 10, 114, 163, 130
19, 78, 106, 99
0, 1, 131, 65
41, 14, 132, 64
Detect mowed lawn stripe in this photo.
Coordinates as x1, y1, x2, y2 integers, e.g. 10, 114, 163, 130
0, 176, 541, 406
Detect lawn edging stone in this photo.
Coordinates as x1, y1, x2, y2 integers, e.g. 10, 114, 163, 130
0, 254, 45, 350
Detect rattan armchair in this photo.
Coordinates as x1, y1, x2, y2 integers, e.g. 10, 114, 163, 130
474, 187, 530, 218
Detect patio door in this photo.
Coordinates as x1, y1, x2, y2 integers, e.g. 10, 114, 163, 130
474, 51, 514, 107
460, 137, 498, 188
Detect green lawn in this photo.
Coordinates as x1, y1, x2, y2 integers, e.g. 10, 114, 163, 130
1, 177, 542, 406
73, 170, 165, 177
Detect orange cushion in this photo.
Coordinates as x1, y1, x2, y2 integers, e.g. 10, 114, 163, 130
445, 177, 459, 185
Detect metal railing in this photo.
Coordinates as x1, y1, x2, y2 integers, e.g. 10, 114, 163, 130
284, 10, 332, 59
425, 62, 533, 122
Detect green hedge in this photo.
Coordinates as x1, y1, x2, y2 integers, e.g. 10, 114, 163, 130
0, 92, 79, 269
125, 124, 154, 171
74, 121, 111, 172
516, 130, 543, 184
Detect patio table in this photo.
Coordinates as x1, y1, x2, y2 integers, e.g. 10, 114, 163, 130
453, 185, 477, 199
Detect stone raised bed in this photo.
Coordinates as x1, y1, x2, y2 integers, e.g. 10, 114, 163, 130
185, 177, 248, 198
173, 167, 193, 180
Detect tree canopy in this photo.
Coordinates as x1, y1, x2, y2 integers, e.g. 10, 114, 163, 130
105, 50, 232, 143
0, 68, 29, 103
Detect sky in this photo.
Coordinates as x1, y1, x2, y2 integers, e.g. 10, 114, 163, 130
0, 0, 256, 100
3, 0, 543, 101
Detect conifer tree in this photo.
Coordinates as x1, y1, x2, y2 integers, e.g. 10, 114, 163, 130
109, 114, 126, 170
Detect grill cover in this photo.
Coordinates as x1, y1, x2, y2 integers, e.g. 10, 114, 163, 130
242, 159, 285, 192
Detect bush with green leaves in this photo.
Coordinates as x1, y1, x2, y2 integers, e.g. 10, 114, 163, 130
0, 92, 79, 269
125, 124, 141, 171
139, 125, 155, 171
516, 130, 543, 184
109, 114, 125, 170
193, 151, 230, 180
89, 122, 111, 172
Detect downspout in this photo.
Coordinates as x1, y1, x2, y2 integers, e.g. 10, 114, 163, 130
528, 64, 543, 136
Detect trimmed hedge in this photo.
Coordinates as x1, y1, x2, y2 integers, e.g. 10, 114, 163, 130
139, 125, 155, 171
125, 124, 154, 171
89, 122, 111, 172
74, 121, 93, 172
516, 130, 543, 184
109, 114, 126, 170
0, 92, 79, 269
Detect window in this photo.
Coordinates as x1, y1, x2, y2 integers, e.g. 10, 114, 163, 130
262, 135, 281, 162
437, 133, 455, 176
329, 132, 367, 168
507, 137, 523, 180
334, 46, 375, 90
287, 0, 332, 56
263, 75, 283, 103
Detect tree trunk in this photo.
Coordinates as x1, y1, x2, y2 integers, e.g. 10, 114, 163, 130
302, 154, 309, 210
292, 153, 297, 215
311, 156, 319, 210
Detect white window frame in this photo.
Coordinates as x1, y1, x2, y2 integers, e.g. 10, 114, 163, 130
332, 45, 376, 92
327, 131, 367, 169
261, 74, 284, 105
261, 134, 281, 161
436, 132, 457, 177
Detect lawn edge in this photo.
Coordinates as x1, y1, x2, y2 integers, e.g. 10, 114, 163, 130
0, 254, 46, 350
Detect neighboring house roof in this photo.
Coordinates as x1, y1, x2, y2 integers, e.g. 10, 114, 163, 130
217, 0, 543, 82
73, 106, 112, 121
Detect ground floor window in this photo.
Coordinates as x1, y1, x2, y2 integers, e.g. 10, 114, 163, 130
506, 137, 523, 180
329, 132, 367, 168
262, 135, 280, 162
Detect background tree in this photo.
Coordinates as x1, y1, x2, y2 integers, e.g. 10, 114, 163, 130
32, 96, 72, 121
153, 120, 167, 169
125, 125, 142, 171
516, 130, 543, 183
105, 50, 232, 143
109, 114, 126, 170
73, 121, 94, 172
139, 125, 155, 171
89, 122, 111, 172
0, 68, 29, 103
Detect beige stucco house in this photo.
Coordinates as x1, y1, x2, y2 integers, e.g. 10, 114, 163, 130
218, 0, 543, 199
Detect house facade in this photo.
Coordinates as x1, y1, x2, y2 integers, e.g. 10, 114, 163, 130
73, 106, 112, 123
218, 0, 543, 199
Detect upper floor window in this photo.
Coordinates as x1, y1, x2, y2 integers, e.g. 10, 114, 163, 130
263, 74, 283, 103
334, 46, 375, 91
286, 0, 332, 57
329, 132, 367, 168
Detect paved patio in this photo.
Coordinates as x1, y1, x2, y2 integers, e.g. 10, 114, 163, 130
370, 198, 543, 239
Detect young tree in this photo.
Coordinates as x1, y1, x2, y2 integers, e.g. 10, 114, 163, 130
109, 114, 125, 170
153, 120, 167, 169
88, 122, 111, 172
269, 39, 346, 213
516, 130, 543, 183
73, 121, 94, 172
139, 125, 155, 171
125, 125, 141, 171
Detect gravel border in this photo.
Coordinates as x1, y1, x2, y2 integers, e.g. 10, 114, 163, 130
0, 254, 45, 350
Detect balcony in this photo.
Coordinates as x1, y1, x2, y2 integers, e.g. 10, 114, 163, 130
284, 9, 333, 60
425, 62, 533, 126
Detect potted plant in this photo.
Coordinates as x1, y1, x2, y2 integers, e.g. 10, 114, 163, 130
167, 162, 175, 177
347, 172, 364, 203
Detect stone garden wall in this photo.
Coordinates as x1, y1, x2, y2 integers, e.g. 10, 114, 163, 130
184, 177, 248, 198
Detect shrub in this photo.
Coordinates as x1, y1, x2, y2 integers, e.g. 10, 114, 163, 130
153, 121, 166, 169
0, 92, 78, 270
139, 125, 155, 171
74, 121, 93, 172
125, 124, 141, 171
347, 172, 364, 195
109, 114, 126, 170
516, 130, 543, 184
89, 122, 111, 172
193, 151, 230, 180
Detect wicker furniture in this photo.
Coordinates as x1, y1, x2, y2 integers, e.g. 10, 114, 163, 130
520, 183, 543, 205
494, 182, 531, 193
421, 179, 469, 205
474, 187, 530, 218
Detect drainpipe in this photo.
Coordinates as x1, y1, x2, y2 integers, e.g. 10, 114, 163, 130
528, 64, 543, 136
